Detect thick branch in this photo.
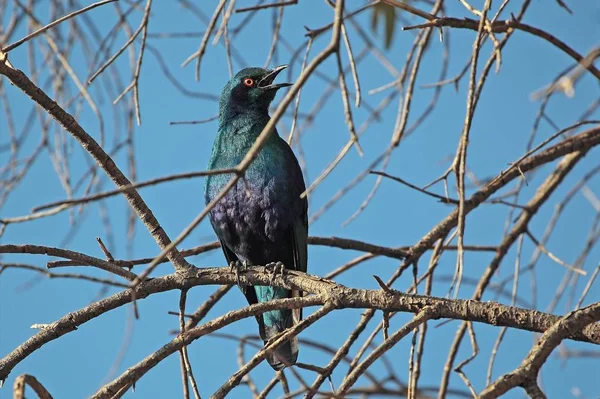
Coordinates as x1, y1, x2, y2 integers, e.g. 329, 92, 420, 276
480, 302, 600, 398
1, 267, 599, 383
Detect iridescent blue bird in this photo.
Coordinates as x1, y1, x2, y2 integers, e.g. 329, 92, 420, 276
204, 66, 308, 370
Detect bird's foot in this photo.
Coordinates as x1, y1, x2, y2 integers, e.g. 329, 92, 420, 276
229, 260, 247, 290
265, 261, 285, 286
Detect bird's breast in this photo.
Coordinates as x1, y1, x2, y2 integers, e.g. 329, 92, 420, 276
206, 170, 292, 249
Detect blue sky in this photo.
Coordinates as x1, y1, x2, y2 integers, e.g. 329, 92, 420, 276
1, 1, 599, 398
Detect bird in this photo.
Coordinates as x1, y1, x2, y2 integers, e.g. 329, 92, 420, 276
204, 65, 308, 370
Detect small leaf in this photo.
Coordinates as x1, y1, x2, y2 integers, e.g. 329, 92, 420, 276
370, 3, 379, 31
370, 2, 398, 50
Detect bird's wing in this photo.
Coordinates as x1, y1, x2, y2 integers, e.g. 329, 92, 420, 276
291, 211, 308, 274
280, 134, 308, 277
278, 134, 309, 324
290, 200, 308, 323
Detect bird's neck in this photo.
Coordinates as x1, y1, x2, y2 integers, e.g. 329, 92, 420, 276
219, 99, 269, 126
218, 107, 270, 134
209, 111, 277, 173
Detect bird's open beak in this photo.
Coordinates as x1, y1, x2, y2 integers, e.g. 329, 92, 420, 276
259, 65, 293, 90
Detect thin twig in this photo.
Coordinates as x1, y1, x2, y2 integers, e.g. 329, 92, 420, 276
2, 0, 117, 53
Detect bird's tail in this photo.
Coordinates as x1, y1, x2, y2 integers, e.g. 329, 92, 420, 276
263, 311, 299, 370
261, 289, 302, 370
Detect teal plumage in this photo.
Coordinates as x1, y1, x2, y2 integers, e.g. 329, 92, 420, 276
204, 66, 308, 370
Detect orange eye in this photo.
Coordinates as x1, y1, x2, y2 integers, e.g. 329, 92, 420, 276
243, 78, 254, 87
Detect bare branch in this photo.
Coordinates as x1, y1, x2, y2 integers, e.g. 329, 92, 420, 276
480, 302, 600, 398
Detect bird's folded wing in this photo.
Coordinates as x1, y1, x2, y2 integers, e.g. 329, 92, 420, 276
291, 216, 308, 323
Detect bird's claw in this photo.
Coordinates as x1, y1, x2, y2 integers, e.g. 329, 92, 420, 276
265, 261, 285, 286
229, 260, 247, 290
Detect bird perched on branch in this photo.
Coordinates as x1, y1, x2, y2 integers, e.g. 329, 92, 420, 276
204, 65, 308, 370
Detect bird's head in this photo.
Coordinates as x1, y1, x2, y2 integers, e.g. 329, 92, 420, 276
219, 65, 292, 121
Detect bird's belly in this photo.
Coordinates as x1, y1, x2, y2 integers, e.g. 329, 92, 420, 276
208, 181, 289, 264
